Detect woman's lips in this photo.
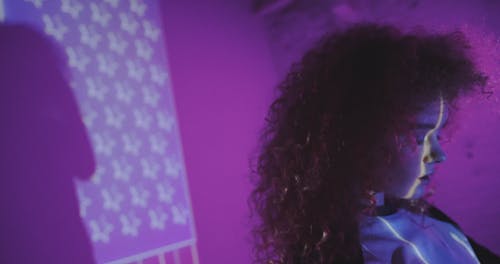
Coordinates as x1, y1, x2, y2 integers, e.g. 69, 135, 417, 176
419, 174, 431, 183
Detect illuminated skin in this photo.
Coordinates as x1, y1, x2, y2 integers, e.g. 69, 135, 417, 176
383, 97, 448, 199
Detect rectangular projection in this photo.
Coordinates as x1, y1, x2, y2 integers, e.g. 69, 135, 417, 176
2, 0, 196, 263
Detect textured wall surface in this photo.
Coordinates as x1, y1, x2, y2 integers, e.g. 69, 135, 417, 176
2, 0, 198, 262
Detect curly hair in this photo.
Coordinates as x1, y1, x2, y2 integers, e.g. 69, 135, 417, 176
249, 23, 487, 263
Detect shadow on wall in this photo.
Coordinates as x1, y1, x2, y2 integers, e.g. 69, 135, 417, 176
0, 24, 96, 264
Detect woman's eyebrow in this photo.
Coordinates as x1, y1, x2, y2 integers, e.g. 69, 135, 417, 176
414, 123, 437, 130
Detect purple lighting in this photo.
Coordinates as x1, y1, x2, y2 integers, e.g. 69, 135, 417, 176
1, 0, 499, 263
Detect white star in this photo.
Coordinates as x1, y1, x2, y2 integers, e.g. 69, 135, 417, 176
90, 2, 112, 27
143, 20, 160, 42
149, 133, 168, 155
104, 106, 125, 129
164, 157, 181, 178
122, 133, 142, 155
79, 24, 102, 50
135, 39, 153, 61
61, 0, 84, 19
130, 0, 147, 17
157, 182, 175, 204
130, 186, 150, 208
66, 46, 91, 73
140, 158, 159, 180
97, 53, 119, 77
150, 64, 168, 85
120, 12, 139, 35
126, 59, 146, 82
133, 108, 153, 130
86, 77, 108, 102
148, 208, 168, 230
77, 189, 92, 217
114, 81, 135, 104
92, 132, 116, 156
107, 32, 128, 55
89, 217, 114, 243
101, 187, 124, 212
66, 47, 90, 73
104, 0, 120, 8
120, 211, 141, 237
81, 104, 98, 128
157, 111, 175, 132
90, 165, 105, 185
42, 14, 68, 41
111, 158, 133, 182
142, 86, 160, 108
171, 205, 189, 225
24, 0, 44, 8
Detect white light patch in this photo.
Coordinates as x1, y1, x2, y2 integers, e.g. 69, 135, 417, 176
360, 243, 378, 260
404, 97, 445, 199
0, 0, 5, 21
450, 232, 480, 264
377, 216, 430, 264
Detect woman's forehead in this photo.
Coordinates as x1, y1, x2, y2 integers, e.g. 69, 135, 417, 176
413, 100, 449, 127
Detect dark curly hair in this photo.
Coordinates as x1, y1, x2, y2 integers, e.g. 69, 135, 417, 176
249, 23, 487, 263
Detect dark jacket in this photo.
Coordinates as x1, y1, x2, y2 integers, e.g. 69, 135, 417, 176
427, 206, 500, 264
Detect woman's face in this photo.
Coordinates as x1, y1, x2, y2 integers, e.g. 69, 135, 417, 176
382, 98, 448, 199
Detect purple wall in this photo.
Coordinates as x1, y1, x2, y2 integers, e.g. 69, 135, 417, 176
160, 1, 277, 263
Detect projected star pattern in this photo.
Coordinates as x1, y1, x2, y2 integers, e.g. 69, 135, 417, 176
9, 0, 195, 262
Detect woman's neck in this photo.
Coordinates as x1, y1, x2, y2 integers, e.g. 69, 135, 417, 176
375, 204, 398, 216
372, 192, 398, 216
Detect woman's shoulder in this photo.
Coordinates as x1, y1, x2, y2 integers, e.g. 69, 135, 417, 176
360, 206, 499, 263
359, 207, 483, 263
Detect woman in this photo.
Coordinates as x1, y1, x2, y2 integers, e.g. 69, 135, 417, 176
250, 23, 499, 263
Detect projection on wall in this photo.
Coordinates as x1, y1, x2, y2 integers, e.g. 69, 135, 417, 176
1, 0, 196, 263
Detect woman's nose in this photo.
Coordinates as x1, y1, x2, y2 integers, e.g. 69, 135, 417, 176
431, 148, 446, 163
423, 144, 447, 163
